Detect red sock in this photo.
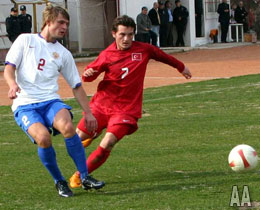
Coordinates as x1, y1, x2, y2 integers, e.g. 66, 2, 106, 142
87, 146, 111, 174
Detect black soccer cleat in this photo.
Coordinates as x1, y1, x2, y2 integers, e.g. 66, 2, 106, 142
82, 175, 105, 190
55, 180, 74, 197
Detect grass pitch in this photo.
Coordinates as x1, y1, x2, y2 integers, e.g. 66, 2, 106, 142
1, 74, 260, 210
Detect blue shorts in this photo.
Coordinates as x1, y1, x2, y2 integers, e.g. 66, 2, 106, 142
14, 99, 72, 143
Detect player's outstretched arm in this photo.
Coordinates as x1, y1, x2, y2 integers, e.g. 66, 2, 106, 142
72, 85, 97, 133
4, 65, 21, 99
181, 66, 192, 79
82, 68, 100, 82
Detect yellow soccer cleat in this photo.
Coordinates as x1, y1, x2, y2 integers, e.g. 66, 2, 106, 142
82, 138, 94, 148
69, 172, 82, 188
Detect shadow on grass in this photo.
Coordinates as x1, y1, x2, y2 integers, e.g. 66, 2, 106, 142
74, 170, 255, 197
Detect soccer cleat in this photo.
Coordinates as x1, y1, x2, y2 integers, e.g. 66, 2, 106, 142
82, 175, 105, 190
69, 171, 82, 188
55, 180, 74, 197
82, 138, 94, 148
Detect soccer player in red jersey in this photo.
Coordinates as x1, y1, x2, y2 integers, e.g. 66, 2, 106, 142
70, 15, 192, 188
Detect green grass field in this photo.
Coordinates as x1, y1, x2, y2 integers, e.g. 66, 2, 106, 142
1, 74, 260, 210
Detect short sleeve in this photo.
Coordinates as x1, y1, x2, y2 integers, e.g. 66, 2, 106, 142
5, 34, 26, 68
61, 50, 81, 88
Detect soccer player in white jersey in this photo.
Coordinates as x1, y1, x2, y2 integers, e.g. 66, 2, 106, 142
4, 4, 104, 197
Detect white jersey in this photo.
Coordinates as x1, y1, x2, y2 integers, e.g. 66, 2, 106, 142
5, 33, 81, 112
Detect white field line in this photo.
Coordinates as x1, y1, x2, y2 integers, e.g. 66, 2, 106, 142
143, 82, 260, 103
145, 76, 230, 80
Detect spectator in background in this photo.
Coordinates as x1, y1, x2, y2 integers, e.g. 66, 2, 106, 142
18, 5, 32, 33
173, 0, 189, 47
235, 1, 248, 32
136, 6, 157, 46
5, 7, 21, 43
148, 2, 160, 46
230, 4, 237, 24
158, 1, 168, 47
230, 4, 238, 40
217, 0, 230, 43
165, 0, 174, 47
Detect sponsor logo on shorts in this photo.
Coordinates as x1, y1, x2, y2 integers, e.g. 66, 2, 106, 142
123, 119, 130, 123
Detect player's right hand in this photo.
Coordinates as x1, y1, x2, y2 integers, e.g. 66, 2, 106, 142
83, 68, 98, 78
8, 84, 20, 99
84, 112, 98, 133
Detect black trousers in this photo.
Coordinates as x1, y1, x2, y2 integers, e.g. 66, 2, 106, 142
159, 25, 167, 47
166, 22, 174, 47
220, 21, 229, 42
136, 31, 157, 46
176, 24, 186, 47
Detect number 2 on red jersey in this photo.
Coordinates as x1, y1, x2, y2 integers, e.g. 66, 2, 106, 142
38, 58, 46, 71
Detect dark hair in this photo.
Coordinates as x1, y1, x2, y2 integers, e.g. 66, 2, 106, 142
142, 6, 148, 11
112, 15, 136, 33
165, 0, 171, 7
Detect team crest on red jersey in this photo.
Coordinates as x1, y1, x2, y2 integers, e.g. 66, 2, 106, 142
132, 53, 142, 61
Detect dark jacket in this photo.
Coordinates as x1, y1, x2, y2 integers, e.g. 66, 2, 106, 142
148, 8, 160, 26
5, 15, 21, 42
18, 13, 32, 33
136, 13, 152, 34
217, 2, 230, 23
235, 7, 248, 23
158, 8, 169, 26
173, 6, 189, 26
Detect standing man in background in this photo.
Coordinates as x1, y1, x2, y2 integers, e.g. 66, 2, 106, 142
165, 1, 174, 47
148, 2, 161, 46
5, 7, 21, 42
158, 1, 168, 47
217, 0, 230, 43
18, 5, 32, 33
136, 6, 157, 46
235, 1, 248, 32
173, 0, 189, 47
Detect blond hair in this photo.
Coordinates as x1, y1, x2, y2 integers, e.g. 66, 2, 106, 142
41, 3, 69, 31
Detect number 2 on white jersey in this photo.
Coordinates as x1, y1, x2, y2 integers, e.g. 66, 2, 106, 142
121, 67, 129, 79
38, 58, 46, 71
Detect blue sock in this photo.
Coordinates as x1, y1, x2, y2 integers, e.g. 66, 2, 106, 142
65, 134, 88, 180
38, 146, 65, 183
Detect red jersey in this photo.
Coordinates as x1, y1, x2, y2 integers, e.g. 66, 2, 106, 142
83, 41, 185, 119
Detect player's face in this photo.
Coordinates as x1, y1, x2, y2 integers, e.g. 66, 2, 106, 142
48, 13, 69, 40
112, 25, 134, 51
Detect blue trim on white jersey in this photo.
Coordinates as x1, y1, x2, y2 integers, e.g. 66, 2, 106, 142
75, 82, 82, 88
5, 61, 16, 68
38, 33, 57, 44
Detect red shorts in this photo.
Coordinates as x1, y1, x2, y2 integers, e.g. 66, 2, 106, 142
77, 108, 138, 141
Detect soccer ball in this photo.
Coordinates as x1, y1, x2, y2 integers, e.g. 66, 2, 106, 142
228, 144, 258, 172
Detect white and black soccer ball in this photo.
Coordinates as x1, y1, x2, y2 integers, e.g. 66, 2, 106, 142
228, 144, 258, 172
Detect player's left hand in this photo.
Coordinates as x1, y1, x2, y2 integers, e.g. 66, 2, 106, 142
181, 66, 192, 79
84, 112, 98, 133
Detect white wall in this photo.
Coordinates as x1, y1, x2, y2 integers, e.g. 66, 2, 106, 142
119, 0, 155, 20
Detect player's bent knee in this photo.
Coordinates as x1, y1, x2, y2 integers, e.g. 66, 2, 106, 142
59, 121, 75, 138
35, 134, 52, 148
100, 133, 118, 150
